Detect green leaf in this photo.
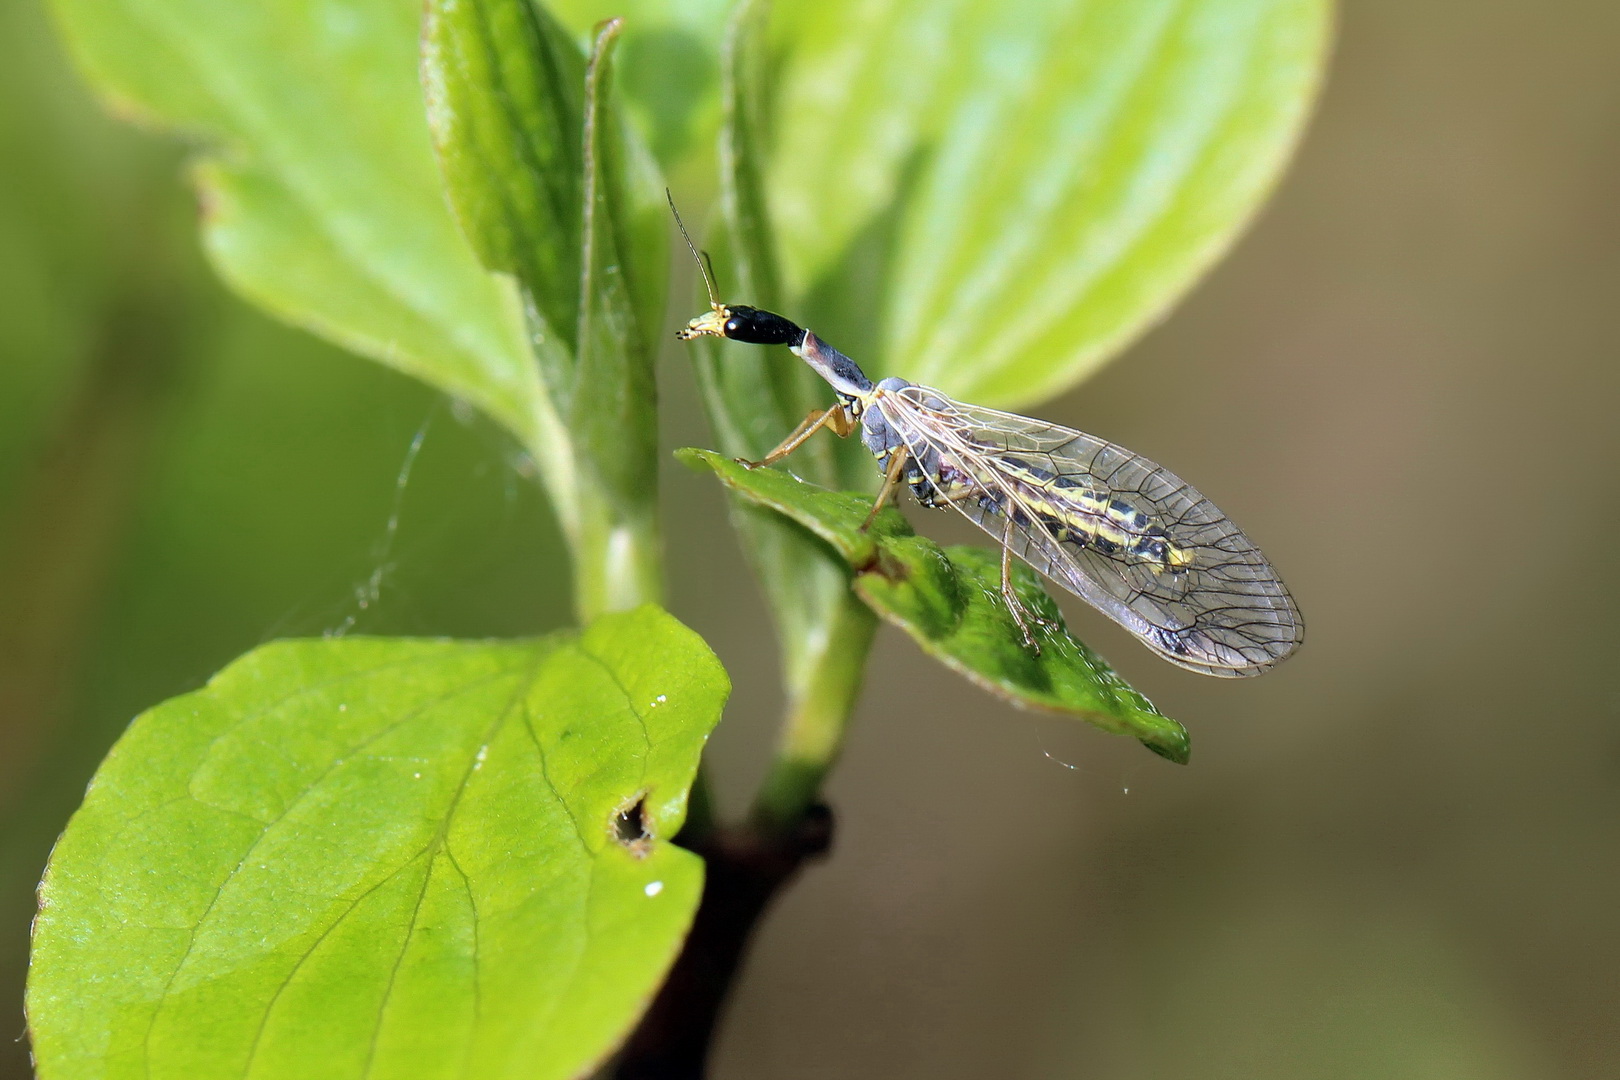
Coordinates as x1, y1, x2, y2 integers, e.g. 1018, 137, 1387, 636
423, 2, 668, 617
421, 3, 668, 385
421, 0, 586, 363
764, 0, 1331, 408
47, 0, 551, 462
27, 606, 729, 1080
574, 19, 669, 518
680, 449, 1189, 763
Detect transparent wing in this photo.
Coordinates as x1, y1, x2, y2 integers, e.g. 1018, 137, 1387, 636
877, 384, 1303, 677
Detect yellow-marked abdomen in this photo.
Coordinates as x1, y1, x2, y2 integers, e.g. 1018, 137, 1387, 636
995, 457, 1194, 574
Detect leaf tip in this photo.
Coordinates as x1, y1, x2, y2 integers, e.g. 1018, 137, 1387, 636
1141, 729, 1192, 765
674, 446, 720, 472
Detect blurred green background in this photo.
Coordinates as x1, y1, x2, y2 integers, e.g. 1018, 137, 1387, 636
2, 0, 1616, 1077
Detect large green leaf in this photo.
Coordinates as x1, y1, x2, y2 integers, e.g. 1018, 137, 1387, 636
681, 449, 1189, 762
47, 0, 552, 463
27, 606, 728, 1080
766, 0, 1331, 407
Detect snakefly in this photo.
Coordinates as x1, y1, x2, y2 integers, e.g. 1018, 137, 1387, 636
670, 204, 1303, 677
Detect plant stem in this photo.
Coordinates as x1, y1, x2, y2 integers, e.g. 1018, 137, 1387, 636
751, 592, 878, 830
571, 490, 663, 622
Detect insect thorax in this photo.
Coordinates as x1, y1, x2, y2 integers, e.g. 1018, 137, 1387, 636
861, 380, 972, 510
857, 379, 910, 460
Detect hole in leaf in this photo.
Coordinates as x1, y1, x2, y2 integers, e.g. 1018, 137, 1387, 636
613, 793, 652, 856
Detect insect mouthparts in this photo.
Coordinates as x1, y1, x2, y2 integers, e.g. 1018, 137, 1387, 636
677, 309, 729, 340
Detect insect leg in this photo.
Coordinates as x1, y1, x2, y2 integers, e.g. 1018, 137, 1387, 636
860, 443, 911, 532
1000, 515, 1044, 654
745, 405, 854, 469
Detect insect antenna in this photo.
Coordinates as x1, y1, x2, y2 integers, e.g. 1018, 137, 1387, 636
666, 189, 721, 310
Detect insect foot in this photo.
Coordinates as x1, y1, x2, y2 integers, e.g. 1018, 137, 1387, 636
1000, 588, 1049, 656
